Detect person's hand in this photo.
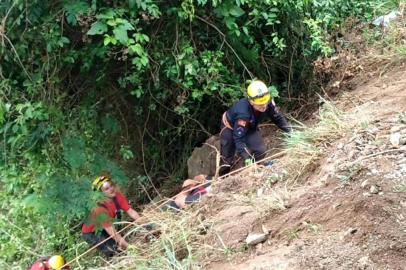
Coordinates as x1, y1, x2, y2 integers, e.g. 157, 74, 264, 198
244, 158, 253, 166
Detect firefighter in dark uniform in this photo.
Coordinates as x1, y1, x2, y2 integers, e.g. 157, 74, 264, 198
219, 80, 291, 176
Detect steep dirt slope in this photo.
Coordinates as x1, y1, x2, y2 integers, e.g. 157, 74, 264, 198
196, 68, 406, 270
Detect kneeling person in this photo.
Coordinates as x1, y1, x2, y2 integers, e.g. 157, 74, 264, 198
219, 80, 291, 175
82, 175, 141, 257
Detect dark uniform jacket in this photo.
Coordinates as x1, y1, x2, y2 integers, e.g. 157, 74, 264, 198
224, 98, 291, 159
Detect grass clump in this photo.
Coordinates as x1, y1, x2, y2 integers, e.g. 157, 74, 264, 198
90, 208, 203, 270
283, 98, 352, 184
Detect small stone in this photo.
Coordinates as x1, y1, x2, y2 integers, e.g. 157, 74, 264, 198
361, 179, 369, 188
340, 227, 357, 240
378, 192, 384, 195
390, 132, 401, 147
400, 201, 406, 208
246, 233, 268, 246
363, 192, 372, 197
262, 225, 270, 234
358, 256, 371, 268
333, 203, 342, 209
370, 127, 379, 134
257, 188, 264, 197
370, 185, 379, 194
337, 143, 344, 149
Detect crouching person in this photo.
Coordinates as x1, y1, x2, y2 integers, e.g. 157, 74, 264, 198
165, 175, 212, 211
81, 175, 141, 257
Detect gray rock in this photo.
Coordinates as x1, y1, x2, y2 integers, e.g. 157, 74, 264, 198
187, 135, 219, 178
246, 233, 268, 246
257, 188, 264, 197
370, 185, 379, 194
357, 255, 372, 269
361, 179, 369, 188
390, 132, 401, 147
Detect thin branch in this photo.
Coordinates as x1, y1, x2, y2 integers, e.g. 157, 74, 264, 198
203, 142, 220, 180
0, 33, 33, 82
140, 101, 161, 198
348, 149, 406, 166
195, 15, 254, 79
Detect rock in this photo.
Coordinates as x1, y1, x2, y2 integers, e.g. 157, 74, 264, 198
370, 169, 379, 175
246, 233, 268, 246
340, 227, 358, 240
357, 255, 372, 269
262, 225, 270, 235
187, 135, 219, 178
333, 203, 342, 209
390, 132, 401, 147
257, 188, 264, 197
361, 179, 369, 188
370, 185, 379, 194
369, 127, 379, 134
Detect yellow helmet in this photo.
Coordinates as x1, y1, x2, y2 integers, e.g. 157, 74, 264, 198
48, 255, 65, 270
247, 80, 271, 105
92, 175, 111, 191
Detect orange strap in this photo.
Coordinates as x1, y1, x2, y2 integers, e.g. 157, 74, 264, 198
222, 112, 233, 130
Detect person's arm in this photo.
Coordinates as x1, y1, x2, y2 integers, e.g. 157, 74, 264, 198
267, 102, 291, 132
126, 208, 141, 222
233, 118, 251, 160
104, 225, 128, 250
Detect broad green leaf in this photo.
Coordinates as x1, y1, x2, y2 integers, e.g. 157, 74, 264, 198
113, 25, 129, 44
87, 21, 108, 35
229, 6, 244, 17
129, 44, 143, 55
96, 9, 116, 20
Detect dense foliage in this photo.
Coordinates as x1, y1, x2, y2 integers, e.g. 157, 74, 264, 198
0, 0, 398, 268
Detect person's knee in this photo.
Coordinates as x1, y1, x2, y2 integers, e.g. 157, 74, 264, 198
99, 241, 118, 258
219, 164, 231, 176
255, 145, 266, 157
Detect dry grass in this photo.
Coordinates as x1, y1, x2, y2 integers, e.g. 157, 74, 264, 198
283, 98, 353, 184
89, 207, 204, 270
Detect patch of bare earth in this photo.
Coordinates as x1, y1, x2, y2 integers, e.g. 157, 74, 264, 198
196, 67, 406, 269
